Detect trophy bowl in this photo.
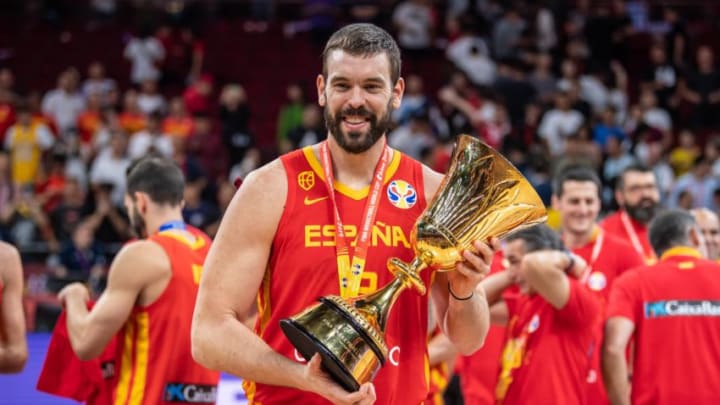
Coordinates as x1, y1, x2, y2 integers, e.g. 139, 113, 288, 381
280, 135, 547, 391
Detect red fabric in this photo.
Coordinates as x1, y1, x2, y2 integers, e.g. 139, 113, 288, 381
0, 103, 15, 142
600, 211, 654, 264
496, 279, 600, 405
424, 327, 449, 405
118, 112, 146, 135
458, 251, 507, 405
162, 117, 194, 138
112, 226, 220, 405
37, 304, 116, 405
572, 230, 644, 405
246, 146, 432, 404
607, 248, 720, 405
77, 110, 102, 145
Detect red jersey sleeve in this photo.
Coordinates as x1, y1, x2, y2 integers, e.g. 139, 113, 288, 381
556, 278, 600, 326
606, 270, 640, 322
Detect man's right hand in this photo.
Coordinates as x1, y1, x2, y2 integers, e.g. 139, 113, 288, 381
302, 353, 376, 405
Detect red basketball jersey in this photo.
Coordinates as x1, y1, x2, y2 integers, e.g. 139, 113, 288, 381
245, 146, 433, 404
112, 226, 220, 405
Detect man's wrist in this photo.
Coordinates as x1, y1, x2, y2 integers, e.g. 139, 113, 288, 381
448, 282, 474, 301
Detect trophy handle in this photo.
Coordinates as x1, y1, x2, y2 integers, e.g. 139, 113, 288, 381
387, 256, 427, 295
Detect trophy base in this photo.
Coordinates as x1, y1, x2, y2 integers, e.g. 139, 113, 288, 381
280, 297, 386, 392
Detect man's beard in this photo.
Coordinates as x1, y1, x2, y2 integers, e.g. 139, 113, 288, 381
624, 198, 660, 224
130, 205, 147, 238
324, 99, 394, 154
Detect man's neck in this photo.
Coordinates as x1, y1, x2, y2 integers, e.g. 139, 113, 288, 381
562, 226, 596, 249
325, 135, 387, 189
145, 208, 184, 235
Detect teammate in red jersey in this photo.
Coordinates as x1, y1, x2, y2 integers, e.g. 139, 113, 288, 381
552, 165, 644, 405
604, 209, 720, 405
600, 164, 660, 265
58, 157, 220, 405
192, 23, 496, 405
482, 224, 600, 405
0, 241, 27, 373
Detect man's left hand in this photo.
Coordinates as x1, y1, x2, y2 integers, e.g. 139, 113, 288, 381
447, 238, 499, 299
58, 282, 90, 307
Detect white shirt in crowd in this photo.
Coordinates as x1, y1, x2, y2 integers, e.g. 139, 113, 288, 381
392, 1, 434, 50
643, 108, 672, 132
538, 109, 585, 155
90, 148, 131, 206
124, 37, 165, 84
137, 93, 167, 115
127, 130, 173, 160
41, 90, 86, 136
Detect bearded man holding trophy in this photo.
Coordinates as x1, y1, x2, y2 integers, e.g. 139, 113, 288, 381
191, 23, 546, 405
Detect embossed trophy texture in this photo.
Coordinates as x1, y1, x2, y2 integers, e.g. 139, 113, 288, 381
280, 135, 547, 391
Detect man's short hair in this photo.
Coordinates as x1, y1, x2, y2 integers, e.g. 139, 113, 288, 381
322, 23, 402, 84
126, 157, 185, 206
616, 163, 653, 191
505, 224, 565, 253
648, 209, 695, 256
552, 164, 601, 198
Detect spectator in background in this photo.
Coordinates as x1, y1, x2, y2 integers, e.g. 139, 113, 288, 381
183, 74, 214, 115
528, 53, 557, 104
287, 104, 325, 150
493, 59, 537, 127
593, 106, 626, 149
0, 152, 14, 241
81, 61, 116, 106
602, 135, 636, 188
162, 97, 194, 138
0, 68, 17, 104
276, 83, 305, 154
46, 221, 105, 294
157, 24, 205, 89
182, 175, 219, 234
663, 7, 688, 67
638, 88, 672, 133
0, 91, 16, 144
640, 140, 675, 206
604, 210, 720, 405
49, 177, 88, 243
118, 89, 146, 135
392, 74, 429, 125
128, 111, 173, 160
388, 110, 435, 160
680, 45, 720, 129
85, 184, 129, 247
446, 25, 496, 87
669, 156, 719, 210
669, 129, 700, 177
124, 24, 165, 85
643, 44, 678, 109
76, 92, 103, 148
219, 84, 252, 166
393, 0, 435, 52
41, 69, 86, 138
492, 6, 526, 60
136, 79, 166, 115
4, 101, 55, 188
538, 92, 585, 156
89, 132, 130, 207
691, 208, 720, 261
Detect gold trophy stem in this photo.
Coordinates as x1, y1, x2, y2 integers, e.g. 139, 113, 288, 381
354, 256, 427, 333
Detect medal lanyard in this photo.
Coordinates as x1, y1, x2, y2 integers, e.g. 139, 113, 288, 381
158, 220, 186, 232
579, 227, 604, 283
320, 140, 390, 298
620, 211, 656, 264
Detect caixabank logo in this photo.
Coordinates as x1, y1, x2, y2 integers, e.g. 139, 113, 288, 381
164, 383, 217, 403
644, 300, 720, 318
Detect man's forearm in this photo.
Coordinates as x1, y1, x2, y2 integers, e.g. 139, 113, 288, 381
603, 348, 631, 405
443, 288, 489, 355
65, 295, 91, 357
193, 314, 309, 390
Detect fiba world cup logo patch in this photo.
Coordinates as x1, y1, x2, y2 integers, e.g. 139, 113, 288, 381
587, 271, 607, 291
387, 180, 417, 209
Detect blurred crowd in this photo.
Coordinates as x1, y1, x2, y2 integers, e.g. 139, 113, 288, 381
2, 0, 720, 318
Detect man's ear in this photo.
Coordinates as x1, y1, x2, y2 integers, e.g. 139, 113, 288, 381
316, 74, 326, 107
134, 191, 148, 214
392, 77, 405, 109
689, 226, 707, 256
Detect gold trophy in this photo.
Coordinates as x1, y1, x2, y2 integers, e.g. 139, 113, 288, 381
280, 135, 547, 391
